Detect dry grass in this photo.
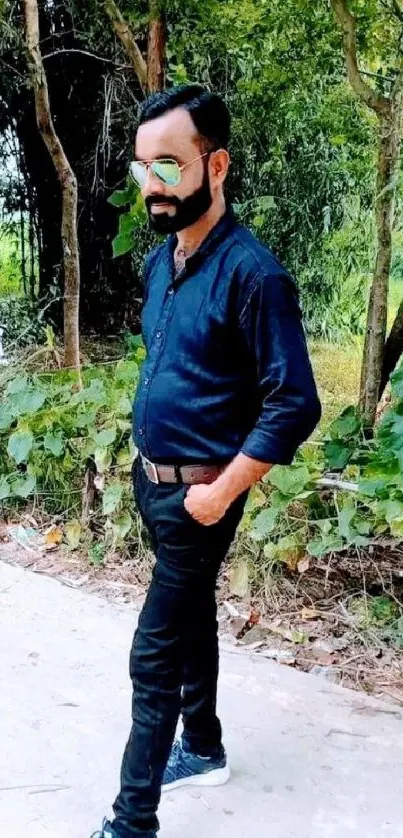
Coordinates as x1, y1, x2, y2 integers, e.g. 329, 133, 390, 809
309, 338, 362, 431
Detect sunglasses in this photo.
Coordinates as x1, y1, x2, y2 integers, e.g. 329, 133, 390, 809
129, 152, 210, 189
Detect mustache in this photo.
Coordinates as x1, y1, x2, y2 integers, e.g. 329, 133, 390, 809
145, 195, 181, 209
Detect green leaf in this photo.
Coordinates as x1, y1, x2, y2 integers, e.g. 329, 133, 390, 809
72, 378, 106, 406
119, 212, 137, 236
268, 464, 311, 496
12, 388, 46, 415
76, 410, 97, 428
379, 499, 403, 527
244, 484, 267, 514
390, 365, 403, 399
11, 474, 36, 499
116, 446, 132, 467
114, 359, 138, 384
94, 447, 112, 473
116, 395, 132, 417
43, 432, 64, 457
95, 426, 117, 447
337, 500, 355, 541
107, 188, 132, 207
6, 375, 28, 396
307, 534, 344, 557
391, 517, 403, 538
358, 477, 390, 497
274, 534, 305, 570
7, 430, 34, 464
251, 506, 279, 539
0, 476, 11, 500
112, 232, 134, 258
0, 402, 14, 431
111, 511, 132, 543
324, 439, 353, 469
329, 406, 361, 440
116, 419, 131, 432
102, 481, 123, 516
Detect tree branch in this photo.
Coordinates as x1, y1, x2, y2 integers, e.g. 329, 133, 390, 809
42, 47, 130, 68
392, 0, 403, 23
104, 0, 147, 93
330, 0, 390, 114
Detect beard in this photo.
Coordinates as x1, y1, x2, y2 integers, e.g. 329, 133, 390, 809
145, 165, 212, 234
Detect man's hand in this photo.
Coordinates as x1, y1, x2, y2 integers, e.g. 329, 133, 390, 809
184, 483, 230, 526
183, 453, 273, 526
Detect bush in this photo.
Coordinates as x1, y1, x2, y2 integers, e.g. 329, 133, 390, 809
0, 343, 145, 553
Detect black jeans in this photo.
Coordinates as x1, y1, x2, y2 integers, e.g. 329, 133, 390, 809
111, 458, 248, 837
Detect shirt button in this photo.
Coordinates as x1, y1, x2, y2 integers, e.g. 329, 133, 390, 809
168, 288, 174, 295
144, 378, 150, 386
156, 331, 162, 339
138, 428, 144, 436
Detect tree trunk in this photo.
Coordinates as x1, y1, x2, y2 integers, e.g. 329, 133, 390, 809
330, 0, 403, 428
379, 297, 403, 397
104, 0, 147, 93
23, 0, 80, 370
147, 0, 166, 92
359, 98, 402, 426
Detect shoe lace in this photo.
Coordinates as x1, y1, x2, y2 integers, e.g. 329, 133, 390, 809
166, 739, 181, 767
90, 817, 111, 838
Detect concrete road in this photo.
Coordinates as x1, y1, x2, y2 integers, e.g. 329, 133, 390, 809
1, 560, 403, 838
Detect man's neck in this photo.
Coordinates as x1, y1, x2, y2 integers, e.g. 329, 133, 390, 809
175, 196, 227, 259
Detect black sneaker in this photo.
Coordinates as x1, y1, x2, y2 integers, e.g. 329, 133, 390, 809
90, 818, 115, 837
162, 740, 230, 792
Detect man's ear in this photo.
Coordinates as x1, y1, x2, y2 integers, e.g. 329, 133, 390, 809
210, 149, 230, 185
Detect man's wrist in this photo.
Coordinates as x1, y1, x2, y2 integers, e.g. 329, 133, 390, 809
210, 472, 239, 507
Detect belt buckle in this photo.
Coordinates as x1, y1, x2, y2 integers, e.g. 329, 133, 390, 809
142, 455, 159, 484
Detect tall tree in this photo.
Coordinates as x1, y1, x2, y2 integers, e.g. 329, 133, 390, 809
104, 0, 165, 93
147, 0, 166, 92
331, 0, 403, 428
23, 0, 80, 369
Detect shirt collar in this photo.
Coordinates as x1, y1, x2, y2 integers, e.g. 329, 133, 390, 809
166, 205, 236, 276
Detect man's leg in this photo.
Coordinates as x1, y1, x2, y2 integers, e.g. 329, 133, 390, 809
179, 494, 248, 758
110, 470, 246, 836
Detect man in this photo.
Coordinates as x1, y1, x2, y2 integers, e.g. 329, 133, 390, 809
92, 84, 321, 838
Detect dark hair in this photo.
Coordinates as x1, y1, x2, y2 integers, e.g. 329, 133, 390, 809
136, 84, 231, 150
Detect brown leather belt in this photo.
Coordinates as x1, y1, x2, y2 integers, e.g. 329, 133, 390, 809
139, 453, 226, 485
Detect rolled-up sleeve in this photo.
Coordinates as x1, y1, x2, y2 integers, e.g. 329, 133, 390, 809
239, 268, 321, 465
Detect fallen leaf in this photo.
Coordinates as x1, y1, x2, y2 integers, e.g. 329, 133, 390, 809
229, 559, 249, 598
312, 638, 335, 654
229, 617, 247, 638
298, 556, 310, 574
248, 610, 260, 625
259, 648, 296, 665
65, 520, 82, 550
242, 625, 268, 645
301, 607, 320, 621
45, 526, 63, 546
224, 601, 240, 618
310, 650, 334, 666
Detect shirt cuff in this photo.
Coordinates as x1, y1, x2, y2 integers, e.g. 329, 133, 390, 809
241, 431, 297, 466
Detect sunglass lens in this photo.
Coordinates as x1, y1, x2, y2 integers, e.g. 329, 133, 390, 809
129, 161, 147, 188
152, 160, 180, 186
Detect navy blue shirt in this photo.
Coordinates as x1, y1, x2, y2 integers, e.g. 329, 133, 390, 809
132, 208, 321, 465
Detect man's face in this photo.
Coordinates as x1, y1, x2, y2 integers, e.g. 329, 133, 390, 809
134, 108, 214, 234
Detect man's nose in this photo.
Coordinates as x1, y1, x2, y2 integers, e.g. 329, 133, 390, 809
141, 167, 166, 199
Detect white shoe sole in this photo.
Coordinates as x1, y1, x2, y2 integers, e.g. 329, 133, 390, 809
161, 764, 230, 793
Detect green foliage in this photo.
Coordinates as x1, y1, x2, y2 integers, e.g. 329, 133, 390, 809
0, 342, 145, 541
108, 182, 148, 257
239, 361, 403, 567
